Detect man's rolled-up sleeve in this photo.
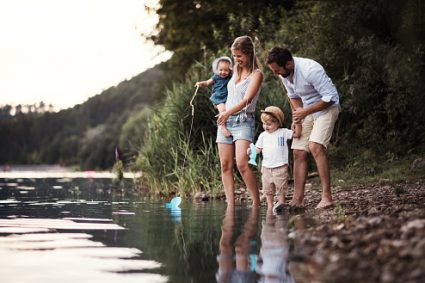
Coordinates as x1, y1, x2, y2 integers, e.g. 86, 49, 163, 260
308, 67, 338, 103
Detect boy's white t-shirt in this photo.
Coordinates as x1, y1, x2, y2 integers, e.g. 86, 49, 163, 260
255, 128, 293, 168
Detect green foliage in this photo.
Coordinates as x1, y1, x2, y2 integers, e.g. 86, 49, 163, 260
134, 69, 229, 196
147, 0, 293, 80
2, 0, 424, 199
334, 202, 346, 222
135, 0, 424, 196
112, 160, 124, 180
261, 0, 425, 163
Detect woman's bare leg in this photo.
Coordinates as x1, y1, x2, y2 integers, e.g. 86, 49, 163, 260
235, 140, 259, 206
218, 143, 235, 206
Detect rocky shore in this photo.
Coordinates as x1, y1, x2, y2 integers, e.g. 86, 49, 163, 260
222, 175, 424, 282
287, 177, 425, 283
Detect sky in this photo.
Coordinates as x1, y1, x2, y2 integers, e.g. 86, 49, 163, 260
0, 0, 172, 110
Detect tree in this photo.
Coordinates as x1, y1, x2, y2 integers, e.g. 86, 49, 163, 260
146, 0, 293, 79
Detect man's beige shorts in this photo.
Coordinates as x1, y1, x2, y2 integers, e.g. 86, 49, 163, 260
292, 106, 340, 152
261, 165, 289, 196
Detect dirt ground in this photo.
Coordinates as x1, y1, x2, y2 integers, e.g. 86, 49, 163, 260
286, 177, 425, 283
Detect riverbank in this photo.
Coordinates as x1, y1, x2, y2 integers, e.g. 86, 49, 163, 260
288, 177, 425, 283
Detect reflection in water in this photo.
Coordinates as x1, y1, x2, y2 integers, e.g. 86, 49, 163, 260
216, 206, 259, 283
0, 177, 303, 282
0, 231, 167, 283
0, 178, 167, 283
256, 210, 294, 283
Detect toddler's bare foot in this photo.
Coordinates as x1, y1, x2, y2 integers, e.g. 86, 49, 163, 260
220, 125, 231, 137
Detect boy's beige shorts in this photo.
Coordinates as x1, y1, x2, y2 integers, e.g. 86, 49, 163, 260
261, 165, 289, 196
292, 106, 340, 152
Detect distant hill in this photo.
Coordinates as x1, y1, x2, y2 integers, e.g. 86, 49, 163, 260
0, 62, 166, 169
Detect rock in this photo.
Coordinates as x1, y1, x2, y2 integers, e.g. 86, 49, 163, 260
381, 268, 396, 283
401, 219, 425, 234
192, 191, 209, 202
367, 207, 379, 216
411, 158, 425, 170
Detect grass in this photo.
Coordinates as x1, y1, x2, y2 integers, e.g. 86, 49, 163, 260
330, 154, 425, 188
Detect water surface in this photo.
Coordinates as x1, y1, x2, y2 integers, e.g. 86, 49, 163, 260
0, 177, 296, 282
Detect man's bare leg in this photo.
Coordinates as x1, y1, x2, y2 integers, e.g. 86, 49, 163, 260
290, 149, 308, 206
309, 142, 332, 209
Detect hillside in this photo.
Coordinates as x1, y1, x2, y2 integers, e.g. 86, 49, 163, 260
0, 62, 166, 170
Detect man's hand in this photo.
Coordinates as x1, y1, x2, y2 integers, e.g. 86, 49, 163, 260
293, 107, 308, 124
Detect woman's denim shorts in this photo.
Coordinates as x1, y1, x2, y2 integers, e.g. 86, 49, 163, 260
216, 114, 255, 144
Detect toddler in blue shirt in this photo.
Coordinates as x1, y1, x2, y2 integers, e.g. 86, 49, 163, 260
195, 56, 232, 136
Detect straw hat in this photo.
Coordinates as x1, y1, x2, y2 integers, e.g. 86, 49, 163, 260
212, 56, 233, 75
261, 106, 284, 126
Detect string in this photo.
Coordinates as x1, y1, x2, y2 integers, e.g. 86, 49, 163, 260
183, 86, 199, 167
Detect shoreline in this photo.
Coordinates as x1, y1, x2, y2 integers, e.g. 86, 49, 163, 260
0, 171, 140, 179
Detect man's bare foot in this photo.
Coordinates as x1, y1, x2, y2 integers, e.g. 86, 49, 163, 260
220, 125, 231, 137
315, 199, 333, 209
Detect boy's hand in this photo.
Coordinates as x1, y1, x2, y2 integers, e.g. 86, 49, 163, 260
292, 123, 302, 138
246, 147, 251, 156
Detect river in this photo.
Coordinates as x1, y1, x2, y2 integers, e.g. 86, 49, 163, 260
0, 174, 297, 283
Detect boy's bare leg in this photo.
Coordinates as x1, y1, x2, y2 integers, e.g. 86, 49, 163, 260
266, 194, 274, 210
277, 173, 288, 206
276, 194, 285, 205
271, 191, 286, 213
217, 103, 231, 137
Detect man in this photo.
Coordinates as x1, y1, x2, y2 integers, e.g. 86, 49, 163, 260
266, 47, 340, 209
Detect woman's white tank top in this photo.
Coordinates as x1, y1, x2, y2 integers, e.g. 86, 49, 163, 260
225, 69, 262, 114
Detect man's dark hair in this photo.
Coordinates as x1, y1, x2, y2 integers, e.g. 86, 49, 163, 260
266, 47, 293, 67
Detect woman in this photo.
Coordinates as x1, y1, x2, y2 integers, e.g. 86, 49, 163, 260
216, 35, 263, 206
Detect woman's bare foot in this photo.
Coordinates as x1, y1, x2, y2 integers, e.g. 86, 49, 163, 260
220, 125, 232, 137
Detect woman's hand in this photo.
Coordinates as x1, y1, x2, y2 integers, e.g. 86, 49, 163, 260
216, 111, 230, 125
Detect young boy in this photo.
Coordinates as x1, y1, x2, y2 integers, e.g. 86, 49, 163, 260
195, 56, 232, 136
250, 106, 299, 214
